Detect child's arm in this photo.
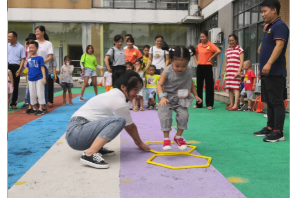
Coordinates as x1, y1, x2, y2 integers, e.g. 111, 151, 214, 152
41, 66, 46, 85
252, 77, 256, 91
164, 54, 169, 68
157, 71, 169, 106
8, 71, 14, 88
191, 81, 202, 104
234, 73, 245, 78
69, 65, 74, 74
104, 77, 106, 87
144, 54, 152, 71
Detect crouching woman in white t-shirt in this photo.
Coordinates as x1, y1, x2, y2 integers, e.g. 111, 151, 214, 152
66, 70, 151, 169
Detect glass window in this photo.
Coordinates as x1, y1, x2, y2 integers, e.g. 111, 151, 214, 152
136, 0, 156, 9
238, 29, 244, 48
244, 28, 250, 60
251, 0, 258, 7
251, 6, 258, 24
238, 0, 244, 13
244, 0, 251, 10
234, 0, 238, 15
177, 0, 189, 10
157, 0, 176, 10
114, 0, 134, 8
93, 0, 113, 8
8, 22, 33, 47
238, 13, 244, 28
234, 16, 238, 30
258, 6, 263, 21
244, 11, 250, 26
257, 22, 265, 61
250, 25, 257, 63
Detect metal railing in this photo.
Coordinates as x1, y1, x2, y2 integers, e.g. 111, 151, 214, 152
92, 0, 192, 10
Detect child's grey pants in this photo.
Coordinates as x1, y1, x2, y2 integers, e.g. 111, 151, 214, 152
158, 99, 189, 132
28, 79, 45, 105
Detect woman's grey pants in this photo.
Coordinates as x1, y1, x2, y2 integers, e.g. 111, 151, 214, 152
66, 116, 126, 151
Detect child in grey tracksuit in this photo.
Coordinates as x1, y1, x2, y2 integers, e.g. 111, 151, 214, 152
157, 43, 202, 151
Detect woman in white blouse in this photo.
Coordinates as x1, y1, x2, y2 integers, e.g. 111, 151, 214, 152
35, 25, 54, 112
66, 70, 151, 169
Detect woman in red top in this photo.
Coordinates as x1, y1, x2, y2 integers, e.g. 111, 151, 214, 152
221, 34, 244, 111
193, 30, 221, 110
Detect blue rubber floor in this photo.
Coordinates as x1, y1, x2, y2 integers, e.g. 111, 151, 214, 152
8, 94, 95, 188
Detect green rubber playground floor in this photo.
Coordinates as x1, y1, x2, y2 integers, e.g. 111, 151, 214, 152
174, 95, 290, 198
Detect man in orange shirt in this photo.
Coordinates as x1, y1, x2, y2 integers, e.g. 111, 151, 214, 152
124, 37, 143, 64
193, 30, 221, 110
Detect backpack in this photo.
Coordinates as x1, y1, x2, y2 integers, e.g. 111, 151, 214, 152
108, 48, 115, 66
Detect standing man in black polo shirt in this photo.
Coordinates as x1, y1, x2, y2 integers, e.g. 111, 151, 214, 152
253, 0, 289, 142
8, 31, 26, 109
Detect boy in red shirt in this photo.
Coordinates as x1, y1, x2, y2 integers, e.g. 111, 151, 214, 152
235, 60, 256, 112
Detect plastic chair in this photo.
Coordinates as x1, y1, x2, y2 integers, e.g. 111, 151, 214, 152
218, 80, 226, 92
214, 79, 220, 92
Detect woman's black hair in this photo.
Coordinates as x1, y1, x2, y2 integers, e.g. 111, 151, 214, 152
228, 34, 239, 44
35, 26, 49, 41
29, 41, 39, 48
161, 41, 196, 62
114, 70, 144, 94
64, 55, 71, 62
155, 35, 164, 40
114, 35, 124, 43
260, 0, 281, 15
126, 37, 134, 44
200, 30, 209, 38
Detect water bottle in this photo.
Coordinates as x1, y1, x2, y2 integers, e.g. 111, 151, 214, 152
51, 74, 55, 79
80, 73, 84, 80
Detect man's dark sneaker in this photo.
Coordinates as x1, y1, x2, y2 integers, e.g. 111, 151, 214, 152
28, 109, 37, 115
254, 127, 272, 136
98, 147, 115, 157
244, 108, 252, 112
80, 152, 109, 169
26, 109, 32, 114
35, 110, 44, 115
42, 109, 47, 113
263, 130, 285, 142
238, 103, 245, 111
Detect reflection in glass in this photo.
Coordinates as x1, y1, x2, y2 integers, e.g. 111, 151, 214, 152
136, 0, 155, 8
8, 22, 33, 47
238, 29, 244, 49
244, 28, 250, 60
238, 13, 244, 28
257, 22, 265, 62
234, 16, 238, 30
259, 6, 263, 22
245, 11, 250, 26
238, 0, 244, 13
234, 0, 238, 15
114, 0, 134, 8
244, 0, 251, 10
251, 7, 258, 24
93, 0, 113, 8
250, 26, 257, 63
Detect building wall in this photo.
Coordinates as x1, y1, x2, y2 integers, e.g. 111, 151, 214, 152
8, 8, 188, 24
216, 2, 233, 84
8, 0, 91, 9
201, 0, 233, 19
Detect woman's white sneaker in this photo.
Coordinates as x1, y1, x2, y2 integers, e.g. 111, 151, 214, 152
80, 152, 109, 169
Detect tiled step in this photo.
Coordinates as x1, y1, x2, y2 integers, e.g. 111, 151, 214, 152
214, 91, 290, 110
